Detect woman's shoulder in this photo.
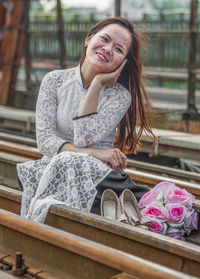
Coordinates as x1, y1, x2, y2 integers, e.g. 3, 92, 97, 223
41, 66, 77, 88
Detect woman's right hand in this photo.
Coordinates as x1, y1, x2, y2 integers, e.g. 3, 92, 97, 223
91, 148, 127, 169
60, 143, 127, 169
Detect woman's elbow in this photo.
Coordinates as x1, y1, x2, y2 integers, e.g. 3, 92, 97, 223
74, 137, 94, 148
74, 138, 87, 148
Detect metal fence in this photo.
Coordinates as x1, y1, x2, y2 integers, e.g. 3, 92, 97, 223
28, 19, 200, 69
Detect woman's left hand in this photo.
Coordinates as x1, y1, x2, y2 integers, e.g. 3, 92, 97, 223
94, 59, 127, 86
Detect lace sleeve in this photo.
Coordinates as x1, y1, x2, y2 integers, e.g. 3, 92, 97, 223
36, 71, 67, 158
73, 83, 131, 147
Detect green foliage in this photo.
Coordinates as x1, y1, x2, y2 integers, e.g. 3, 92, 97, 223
30, 0, 54, 20
30, 1, 45, 14
149, 0, 188, 10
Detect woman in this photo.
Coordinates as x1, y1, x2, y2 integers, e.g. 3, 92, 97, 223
17, 17, 155, 223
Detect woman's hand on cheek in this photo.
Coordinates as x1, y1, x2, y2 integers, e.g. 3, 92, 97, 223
94, 59, 127, 86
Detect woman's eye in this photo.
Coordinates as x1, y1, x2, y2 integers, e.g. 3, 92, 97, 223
116, 47, 123, 53
101, 36, 108, 42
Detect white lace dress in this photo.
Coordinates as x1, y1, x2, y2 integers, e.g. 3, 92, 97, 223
17, 64, 131, 223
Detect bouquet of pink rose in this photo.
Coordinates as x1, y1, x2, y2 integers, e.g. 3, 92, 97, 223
139, 181, 199, 240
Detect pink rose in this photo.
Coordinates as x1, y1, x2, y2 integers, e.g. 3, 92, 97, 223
184, 208, 193, 231
149, 218, 167, 234
141, 202, 169, 221
164, 185, 195, 207
140, 182, 175, 206
166, 227, 185, 240
191, 211, 199, 230
185, 209, 199, 233
139, 190, 159, 208
166, 204, 186, 223
154, 181, 175, 192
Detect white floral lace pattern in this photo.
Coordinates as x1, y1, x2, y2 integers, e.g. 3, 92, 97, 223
36, 68, 77, 158
73, 83, 131, 147
17, 152, 112, 223
17, 65, 131, 223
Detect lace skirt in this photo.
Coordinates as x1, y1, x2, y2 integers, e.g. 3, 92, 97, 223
17, 151, 150, 223
17, 151, 112, 223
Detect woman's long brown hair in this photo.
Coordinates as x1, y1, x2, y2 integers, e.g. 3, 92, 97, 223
80, 17, 156, 153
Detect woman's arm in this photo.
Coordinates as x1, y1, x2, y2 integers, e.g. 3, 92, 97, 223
78, 60, 127, 117
73, 61, 131, 148
60, 143, 127, 169
36, 71, 68, 158
73, 83, 131, 148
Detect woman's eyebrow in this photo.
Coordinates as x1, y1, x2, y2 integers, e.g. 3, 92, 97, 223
103, 33, 125, 50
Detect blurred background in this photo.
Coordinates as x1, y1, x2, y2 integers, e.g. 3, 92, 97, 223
0, 0, 200, 185
0, 0, 199, 134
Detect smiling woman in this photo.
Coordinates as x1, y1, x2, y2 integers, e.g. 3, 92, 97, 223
83, 24, 131, 74
17, 17, 155, 223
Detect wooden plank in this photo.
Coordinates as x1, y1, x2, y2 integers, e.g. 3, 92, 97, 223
0, 131, 36, 146
141, 128, 200, 148
140, 140, 200, 161
125, 168, 200, 199
2, 120, 200, 159
45, 204, 200, 277
143, 67, 200, 82
0, 0, 24, 105
0, 139, 41, 159
0, 105, 35, 122
0, 130, 199, 184
147, 87, 200, 112
127, 158, 200, 183
0, 105, 35, 132
0, 209, 194, 279
0, 185, 21, 214
0, 137, 200, 198
139, 127, 200, 160
0, 185, 199, 277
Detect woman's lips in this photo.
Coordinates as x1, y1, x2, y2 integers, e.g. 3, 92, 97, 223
96, 52, 108, 62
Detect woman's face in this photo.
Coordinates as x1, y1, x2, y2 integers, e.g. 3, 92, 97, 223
84, 24, 132, 73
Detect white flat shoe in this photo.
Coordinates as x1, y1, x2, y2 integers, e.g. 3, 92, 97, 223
101, 189, 126, 222
119, 189, 151, 229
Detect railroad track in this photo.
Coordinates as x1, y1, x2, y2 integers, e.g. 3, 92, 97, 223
0, 133, 200, 278
127, 158, 200, 184
0, 210, 197, 279
1, 129, 200, 180
0, 186, 199, 278
0, 134, 200, 198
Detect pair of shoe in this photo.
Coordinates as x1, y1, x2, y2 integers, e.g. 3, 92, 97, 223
101, 189, 150, 230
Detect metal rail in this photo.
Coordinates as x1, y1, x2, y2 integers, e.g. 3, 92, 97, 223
0, 136, 199, 198
0, 209, 195, 279
0, 190, 199, 278
127, 158, 200, 183
0, 131, 199, 180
